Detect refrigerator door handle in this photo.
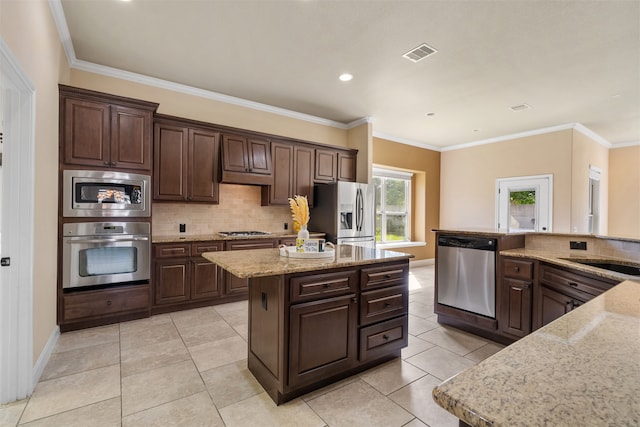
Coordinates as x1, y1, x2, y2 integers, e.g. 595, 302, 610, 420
356, 188, 363, 231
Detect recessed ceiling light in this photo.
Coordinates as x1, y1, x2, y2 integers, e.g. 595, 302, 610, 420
339, 73, 353, 82
425, 112, 435, 117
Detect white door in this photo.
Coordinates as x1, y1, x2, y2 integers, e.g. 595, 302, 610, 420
496, 175, 553, 233
588, 166, 601, 235
0, 38, 35, 403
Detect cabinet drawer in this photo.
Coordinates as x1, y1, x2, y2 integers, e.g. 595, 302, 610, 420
154, 243, 191, 258
192, 241, 224, 256
360, 263, 408, 291
360, 285, 408, 326
503, 258, 534, 280
225, 239, 277, 251
63, 285, 149, 321
290, 270, 358, 303
540, 264, 616, 298
359, 316, 408, 362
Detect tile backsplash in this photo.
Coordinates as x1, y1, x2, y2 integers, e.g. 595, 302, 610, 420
152, 184, 291, 235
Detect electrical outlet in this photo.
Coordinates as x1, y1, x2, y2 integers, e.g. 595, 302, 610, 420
284, 222, 288, 230
179, 223, 186, 233
570, 241, 587, 250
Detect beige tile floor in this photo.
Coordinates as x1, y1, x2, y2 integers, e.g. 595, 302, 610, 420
1, 264, 505, 427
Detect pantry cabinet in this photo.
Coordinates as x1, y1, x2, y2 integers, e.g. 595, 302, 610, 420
59, 85, 157, 171
153, 115, 220, 203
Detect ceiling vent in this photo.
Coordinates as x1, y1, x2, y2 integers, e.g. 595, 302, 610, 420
510, 103, 531, 112
403, 43, 438, 62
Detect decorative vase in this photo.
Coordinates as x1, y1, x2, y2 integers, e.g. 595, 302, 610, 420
296, 224, 309, 252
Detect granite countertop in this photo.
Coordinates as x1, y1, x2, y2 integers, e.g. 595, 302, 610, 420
152, 231, 324, 244
433, 228, 640, 244
201, 245, 413, 278
432, 279, 640, 426
501, 247, 639, 282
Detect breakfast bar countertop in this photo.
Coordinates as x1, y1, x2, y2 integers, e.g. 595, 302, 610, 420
201, 245, 413, 278
432, 279, 640, 426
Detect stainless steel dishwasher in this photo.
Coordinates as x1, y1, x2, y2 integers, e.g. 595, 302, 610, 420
436, 235, 497, 318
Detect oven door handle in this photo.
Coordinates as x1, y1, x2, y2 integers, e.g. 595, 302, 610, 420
65, 236, 149, 244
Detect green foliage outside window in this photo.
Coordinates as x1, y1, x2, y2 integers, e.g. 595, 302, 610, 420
510, 190, 535, 205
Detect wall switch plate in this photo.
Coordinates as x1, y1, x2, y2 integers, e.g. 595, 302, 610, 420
179, 223, 186, 233
570, 241, 587, 250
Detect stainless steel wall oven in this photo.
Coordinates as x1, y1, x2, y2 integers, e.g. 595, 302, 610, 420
62, 222, 150, 290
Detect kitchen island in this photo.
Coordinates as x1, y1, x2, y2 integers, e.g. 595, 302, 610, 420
202, 244, 413, 404
432, 279, 640, 426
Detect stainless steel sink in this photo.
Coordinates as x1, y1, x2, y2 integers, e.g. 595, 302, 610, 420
561, 259, 640, 276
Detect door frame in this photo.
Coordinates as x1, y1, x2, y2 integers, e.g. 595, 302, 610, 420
496, 174, 553, 233
0, 38, 36, 403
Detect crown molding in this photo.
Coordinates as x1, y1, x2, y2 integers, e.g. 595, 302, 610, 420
573, 123, 611, 148
610, 140, 640, 148
346, 117, 374, 129
372, 131, 442, 152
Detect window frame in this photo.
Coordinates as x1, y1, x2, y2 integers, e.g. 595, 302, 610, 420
373, 167, 413, 243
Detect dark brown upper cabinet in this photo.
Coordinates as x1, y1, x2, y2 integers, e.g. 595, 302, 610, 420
261, 141, 315, 206
153, 116, 220, 203
315, 148, 357, 183
221, 134, 273, 185
59, 85, 158, 171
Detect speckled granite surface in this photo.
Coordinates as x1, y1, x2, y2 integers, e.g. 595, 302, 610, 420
501, 248, 640, 282
152, 231, 324, 243
201, 245, 413, 278
432, 279, 640, 426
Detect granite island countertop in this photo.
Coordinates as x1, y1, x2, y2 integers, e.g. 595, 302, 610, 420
432, 279, 640, 426
201, 245, 413, 278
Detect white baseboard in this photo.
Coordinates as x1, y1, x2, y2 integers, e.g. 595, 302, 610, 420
32, 326, 59, 388
409, 258, 435, 267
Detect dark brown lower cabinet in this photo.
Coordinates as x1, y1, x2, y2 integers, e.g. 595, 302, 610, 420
152, 241, 242, 313
289, 294, 358, 388
247, 260, 409, 405
500, 278, 532, 339
533, 262, 617, 329
224, 239, 278, 295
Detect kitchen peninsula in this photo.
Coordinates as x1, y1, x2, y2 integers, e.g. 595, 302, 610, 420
202, 244, 413, 404
433, 278, 640, 426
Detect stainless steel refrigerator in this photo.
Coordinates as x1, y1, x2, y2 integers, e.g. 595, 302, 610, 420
309, 182, 376, 247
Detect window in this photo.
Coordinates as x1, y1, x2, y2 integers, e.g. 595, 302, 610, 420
373, 168, 412, 243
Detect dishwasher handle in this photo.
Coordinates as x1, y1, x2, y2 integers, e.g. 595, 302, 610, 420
438, 235, 497, 251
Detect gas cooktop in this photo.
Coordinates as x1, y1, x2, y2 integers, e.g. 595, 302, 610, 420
217, 231, 272, 237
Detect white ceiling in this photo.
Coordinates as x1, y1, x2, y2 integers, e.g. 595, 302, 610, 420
55, 0, 640, 149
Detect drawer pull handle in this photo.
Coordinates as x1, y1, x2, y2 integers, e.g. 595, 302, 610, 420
384, 302, 392, 308
568, 282, 578, 287
106, 300, 112, 306
383, 334, 390, 341
514, 266, 520, 272
384, 274, 392, 279
323, 283, 330, 288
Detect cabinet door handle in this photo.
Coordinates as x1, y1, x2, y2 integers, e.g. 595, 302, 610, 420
111, 162, 116, 166
514, 266, 520, 272
523, 284, 531, 289
382, 334, 390, 341
103, 161, 110, 166
351, 297, 358, 304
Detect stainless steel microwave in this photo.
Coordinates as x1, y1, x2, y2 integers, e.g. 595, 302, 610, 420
63, 170, 151, 217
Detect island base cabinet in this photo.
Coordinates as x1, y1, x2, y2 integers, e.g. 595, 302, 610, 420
246, 260, 409, 405
288, 294, 358, 389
